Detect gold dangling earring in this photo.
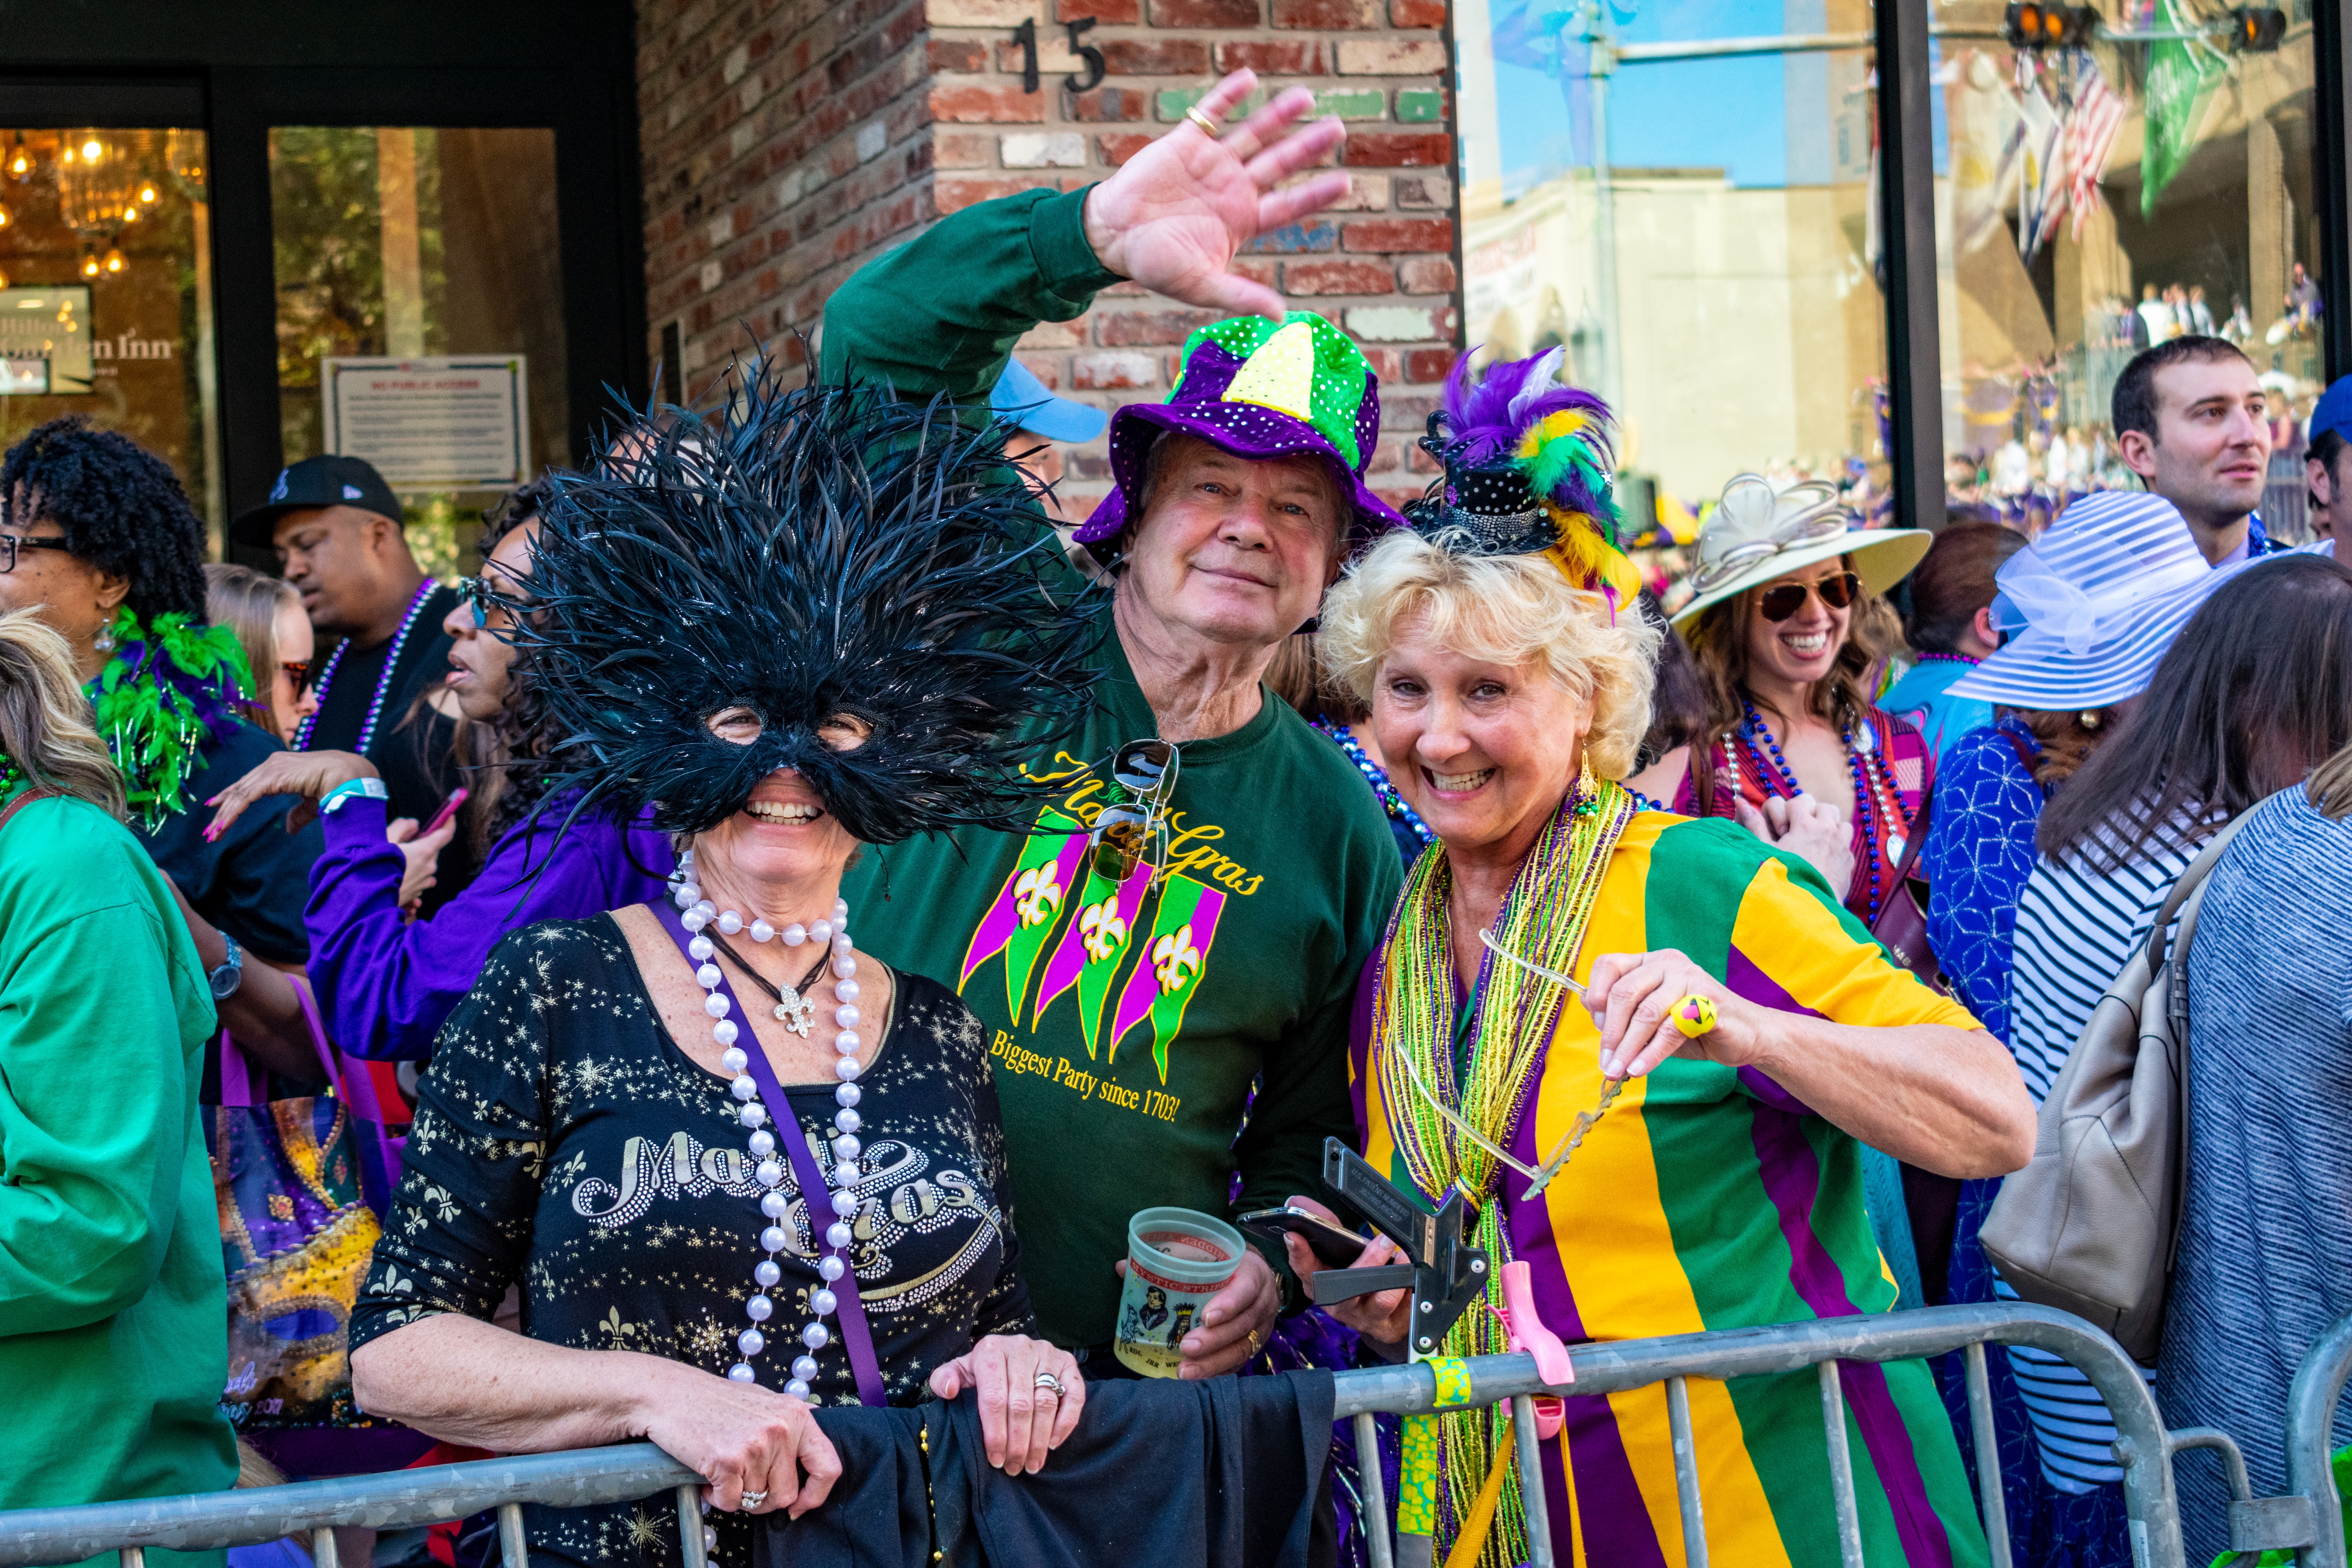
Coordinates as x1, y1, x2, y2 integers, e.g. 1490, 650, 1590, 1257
1574, 745, 1600, 816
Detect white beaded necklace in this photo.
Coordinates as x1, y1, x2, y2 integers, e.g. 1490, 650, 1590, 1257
670, 849, 864, 1401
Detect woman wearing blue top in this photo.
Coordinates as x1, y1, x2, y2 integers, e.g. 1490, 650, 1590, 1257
1882, 521, 2022, 757
1923, 490, 2306, 1568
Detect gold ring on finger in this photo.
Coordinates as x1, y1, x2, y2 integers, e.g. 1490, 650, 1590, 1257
1184, 105, 1221, 138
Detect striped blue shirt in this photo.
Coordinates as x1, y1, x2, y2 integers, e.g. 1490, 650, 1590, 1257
2000, 811, 2208, 1492
2161, 787, 2352, 1563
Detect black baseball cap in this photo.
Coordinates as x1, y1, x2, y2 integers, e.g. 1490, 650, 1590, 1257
230, 454, 405, 550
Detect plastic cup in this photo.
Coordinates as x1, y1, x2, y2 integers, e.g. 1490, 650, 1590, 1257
1113, 1207, 1246, 1378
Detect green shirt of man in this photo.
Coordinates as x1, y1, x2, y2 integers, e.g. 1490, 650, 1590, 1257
823, 71, 1406, 1372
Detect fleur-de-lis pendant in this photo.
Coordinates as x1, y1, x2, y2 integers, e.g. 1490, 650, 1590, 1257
774, 987, 815, 1036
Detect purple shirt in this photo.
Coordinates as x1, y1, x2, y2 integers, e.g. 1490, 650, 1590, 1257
305, 795, 675, 1061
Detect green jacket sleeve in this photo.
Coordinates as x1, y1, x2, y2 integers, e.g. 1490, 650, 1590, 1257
819, 186, 1122, 409
0, 800, 212, 1338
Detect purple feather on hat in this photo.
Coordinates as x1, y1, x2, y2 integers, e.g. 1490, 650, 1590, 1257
1440, 346, 1617, 469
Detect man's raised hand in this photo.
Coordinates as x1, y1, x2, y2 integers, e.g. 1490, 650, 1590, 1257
1080, 70, 1349, 320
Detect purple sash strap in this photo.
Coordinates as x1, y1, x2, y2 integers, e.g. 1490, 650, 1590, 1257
653, 900, 887, 1407
294, 978, 410, 1214
217, 1029, 261, 1107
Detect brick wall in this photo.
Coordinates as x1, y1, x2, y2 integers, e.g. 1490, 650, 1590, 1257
639, 0, 940, 387
638, 0, 1462, 514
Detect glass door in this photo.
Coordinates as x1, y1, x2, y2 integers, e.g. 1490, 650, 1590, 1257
268, 125, 568, 576
0, 124, 223, 541
1931, 0, 2322, 535
1453, 0, 1890, 588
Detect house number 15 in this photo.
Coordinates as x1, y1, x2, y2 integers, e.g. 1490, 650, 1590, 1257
1012, 16, 1106, 94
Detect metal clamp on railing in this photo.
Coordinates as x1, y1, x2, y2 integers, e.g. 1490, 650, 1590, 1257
2166, 1426, 2319, 1559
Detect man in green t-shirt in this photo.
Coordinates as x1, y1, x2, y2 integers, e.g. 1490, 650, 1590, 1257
824, 69, 1407, 1374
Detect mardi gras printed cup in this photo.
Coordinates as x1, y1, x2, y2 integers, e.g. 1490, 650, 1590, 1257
1113, 1207, 1246, 1378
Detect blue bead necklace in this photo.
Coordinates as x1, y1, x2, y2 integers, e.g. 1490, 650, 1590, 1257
1311, 715, 1436, 849
1733, 697, 1910, 923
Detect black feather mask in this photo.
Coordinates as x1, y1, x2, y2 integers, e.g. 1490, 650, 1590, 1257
505, 358, 1104, 845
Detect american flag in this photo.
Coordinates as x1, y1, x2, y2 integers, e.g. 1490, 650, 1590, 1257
2068, 62, 2128, 241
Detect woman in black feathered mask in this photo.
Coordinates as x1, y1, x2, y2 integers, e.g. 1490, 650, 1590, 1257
344, 360, 1107, 1564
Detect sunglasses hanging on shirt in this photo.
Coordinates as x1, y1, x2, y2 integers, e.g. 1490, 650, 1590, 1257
1088, 738, 1180, 885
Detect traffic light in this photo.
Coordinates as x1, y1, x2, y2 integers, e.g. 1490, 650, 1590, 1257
2226, 7, 2288, 51
2004, 3, 2098, 49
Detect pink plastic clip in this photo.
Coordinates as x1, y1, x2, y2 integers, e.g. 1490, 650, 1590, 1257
1495, 1259, 1570, 1440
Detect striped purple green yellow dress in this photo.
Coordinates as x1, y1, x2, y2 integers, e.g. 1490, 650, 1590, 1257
1351, 811, 1992, 1567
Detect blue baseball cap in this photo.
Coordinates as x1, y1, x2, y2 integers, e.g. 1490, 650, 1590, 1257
2310, 376, 2352, 446
990, 359, 1106, 445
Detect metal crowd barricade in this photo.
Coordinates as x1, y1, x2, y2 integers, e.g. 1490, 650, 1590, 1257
2136, 1308, 2352, 1566
0, 1303, 2184, 1568
1329, 1301, 2185, 1568
2284, 1311, 2352, 1567
0, 1448, 706, 1568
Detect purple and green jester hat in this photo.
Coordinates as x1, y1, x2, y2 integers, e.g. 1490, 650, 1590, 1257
1075, 311, 1409, 550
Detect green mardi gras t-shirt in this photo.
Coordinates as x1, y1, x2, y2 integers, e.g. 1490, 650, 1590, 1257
844, 635, 1402, 1348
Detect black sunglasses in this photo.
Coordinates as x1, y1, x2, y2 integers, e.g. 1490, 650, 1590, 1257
1757, 571, 1861, 623
455, 575, 509, 628
0, 532, 75, 574
280, 659, 314, 693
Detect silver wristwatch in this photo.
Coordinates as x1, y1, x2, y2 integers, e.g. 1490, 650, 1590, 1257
209, 931, 245, 1001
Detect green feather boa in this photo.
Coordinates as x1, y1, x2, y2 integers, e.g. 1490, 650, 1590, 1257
89, 605, 257, 831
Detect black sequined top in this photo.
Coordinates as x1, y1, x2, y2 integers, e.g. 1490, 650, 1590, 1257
350, 914, 1033, 1566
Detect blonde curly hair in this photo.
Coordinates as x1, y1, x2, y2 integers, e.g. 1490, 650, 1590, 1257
1318, 528, 1660, 779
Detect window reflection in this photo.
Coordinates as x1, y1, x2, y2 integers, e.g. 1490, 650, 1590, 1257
1456, 0, 1889, 604
0, 127, 221, 541
1933, 0, 2319, 537
269, 126, 568, 577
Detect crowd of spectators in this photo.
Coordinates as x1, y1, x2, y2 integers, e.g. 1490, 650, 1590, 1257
3, 70, 2349, 1568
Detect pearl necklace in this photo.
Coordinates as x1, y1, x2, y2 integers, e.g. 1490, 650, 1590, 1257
670, 850, 863, 1401
294, 579, 439, 754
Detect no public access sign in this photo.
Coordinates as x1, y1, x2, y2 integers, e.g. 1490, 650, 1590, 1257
322, 356, 530, 489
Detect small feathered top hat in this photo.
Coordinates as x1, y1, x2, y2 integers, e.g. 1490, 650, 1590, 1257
500, 353, 1103, 845
1407, 346, 1641, 606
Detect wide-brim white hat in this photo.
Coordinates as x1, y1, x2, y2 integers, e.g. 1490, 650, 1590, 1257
1948, 490, 2241, 710
1670, 473, 1933, 628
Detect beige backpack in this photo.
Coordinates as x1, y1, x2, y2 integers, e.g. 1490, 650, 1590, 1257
1977, 806, 2260, 1364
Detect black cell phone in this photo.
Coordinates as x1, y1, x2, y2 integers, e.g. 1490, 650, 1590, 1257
1237, 1206, 1373, 1269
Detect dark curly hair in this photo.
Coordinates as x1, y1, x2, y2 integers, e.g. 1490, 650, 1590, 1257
475, 476, 568, 848
1, 417, 208, 622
